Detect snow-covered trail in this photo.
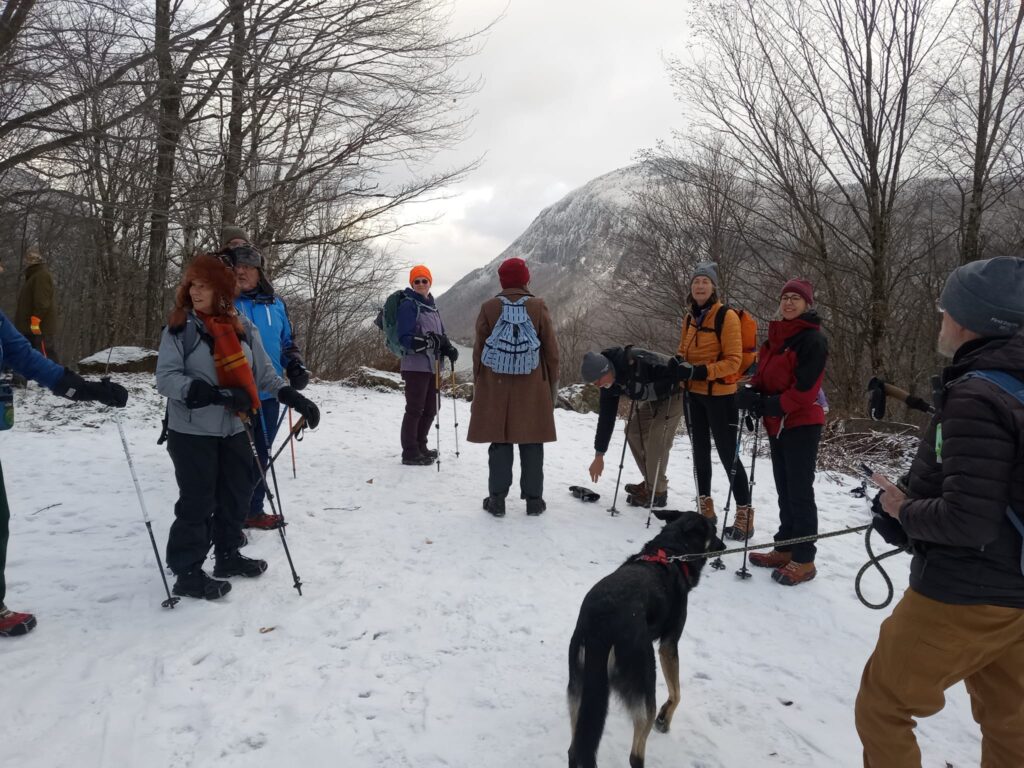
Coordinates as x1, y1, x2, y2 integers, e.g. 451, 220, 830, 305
2, 378, 979, 767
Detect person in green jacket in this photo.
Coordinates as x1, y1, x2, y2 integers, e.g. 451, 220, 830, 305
14, 247, 59, 362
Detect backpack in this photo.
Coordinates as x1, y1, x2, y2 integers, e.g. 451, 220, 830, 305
374, 290, 419, 358
480, 296, 541, 375
685, 305, 758, 384
956, 369, 1024, 576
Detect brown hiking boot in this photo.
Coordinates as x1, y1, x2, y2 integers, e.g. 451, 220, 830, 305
698, 496, 717, 526
627, 487, 667, 507
748, 549, 791, 569
624, 481, 647, 495
772, 560, 817, 586
724, 505, 754, 540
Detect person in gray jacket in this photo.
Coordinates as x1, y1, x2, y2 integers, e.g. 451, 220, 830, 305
156, 254, 320, 600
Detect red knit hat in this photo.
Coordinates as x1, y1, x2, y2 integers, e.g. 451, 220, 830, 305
498, 257, 530, 289
409, 264, 432, 286
781, 278, 814, 305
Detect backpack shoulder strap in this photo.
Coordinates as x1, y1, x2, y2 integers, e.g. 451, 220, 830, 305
713, 304, 732, 340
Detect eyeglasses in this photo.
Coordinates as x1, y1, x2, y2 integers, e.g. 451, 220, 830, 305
413, 278, 430, 285
780, 294, 804, 303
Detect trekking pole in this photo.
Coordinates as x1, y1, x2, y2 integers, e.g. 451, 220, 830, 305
104, 375, 179, 609
681, 390, 701, 512
434, 357, 442, 472
267, 415, 307, 473
450, 360, 460, 459
241, 415, 303, 595
608, 399, 637, 517
711, 411, 747, 571
736, 417, 761, 580
287, 408, 297, 479
645, 396, 677, 529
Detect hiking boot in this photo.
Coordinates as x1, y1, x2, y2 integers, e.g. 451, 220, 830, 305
627, 488, 668, 508
0, 603, 37, 637
213, 551, 268, 578
420, 448, 439, 461
699, 496, 717, 526
526, 498, 547, 516
402, 454, 433, 466
624, 481, 647, 495
243, 512, 285, 530
772, 560, 817, 586
172, 569, 232, 600
748, 549, 792, 569
483, 495, 506, 517
724, 505, 755, 541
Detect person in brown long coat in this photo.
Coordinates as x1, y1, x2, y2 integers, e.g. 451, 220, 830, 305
467, 257, 559, 518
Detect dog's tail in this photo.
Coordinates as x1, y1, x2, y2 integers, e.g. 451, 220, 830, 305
568, 635, 611, 768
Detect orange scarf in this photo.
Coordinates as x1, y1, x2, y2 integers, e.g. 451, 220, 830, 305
197, 312, 260, 413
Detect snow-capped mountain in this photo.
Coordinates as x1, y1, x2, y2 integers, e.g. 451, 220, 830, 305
436, 165, 649, 342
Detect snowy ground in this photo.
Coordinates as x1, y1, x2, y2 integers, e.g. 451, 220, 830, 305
2, 377, 980, 767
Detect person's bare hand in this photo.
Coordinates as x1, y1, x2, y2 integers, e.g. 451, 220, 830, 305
872, 473, 906, 519
589, 455, 604, 483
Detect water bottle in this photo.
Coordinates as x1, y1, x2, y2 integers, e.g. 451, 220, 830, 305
0, 379, 13, 430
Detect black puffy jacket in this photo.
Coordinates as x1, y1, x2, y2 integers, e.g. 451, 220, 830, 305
593, 346, 678, 454
900, 332, 1024, 608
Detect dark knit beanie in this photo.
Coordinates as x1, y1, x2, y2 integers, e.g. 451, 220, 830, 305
498, 257, 530, 289
781, 278, 814, 305
580, 351, 612, 383
939, 256, 1024, 336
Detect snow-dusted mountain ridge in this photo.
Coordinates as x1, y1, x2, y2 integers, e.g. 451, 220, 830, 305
436, 165, 648, 341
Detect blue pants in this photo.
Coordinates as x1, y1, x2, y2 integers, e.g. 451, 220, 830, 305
250, 398, 282, 517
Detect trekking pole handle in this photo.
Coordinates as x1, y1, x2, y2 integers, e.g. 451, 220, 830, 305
882, 382, 935, 414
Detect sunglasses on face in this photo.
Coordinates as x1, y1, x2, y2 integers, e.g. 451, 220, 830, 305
413, 278, 430, 285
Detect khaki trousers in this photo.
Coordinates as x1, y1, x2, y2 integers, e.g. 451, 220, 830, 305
856, 587, 1024, 768
625, 393, 684, 494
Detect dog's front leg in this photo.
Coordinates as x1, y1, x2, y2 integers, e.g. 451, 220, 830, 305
655, 641, 681, 733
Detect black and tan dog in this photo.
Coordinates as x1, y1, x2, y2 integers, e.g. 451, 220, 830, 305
567, 510, 723, 768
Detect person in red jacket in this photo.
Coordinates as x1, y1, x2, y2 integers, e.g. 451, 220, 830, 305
736, 278, 827, 586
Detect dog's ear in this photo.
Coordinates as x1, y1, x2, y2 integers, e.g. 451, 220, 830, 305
653, 509, 684, 524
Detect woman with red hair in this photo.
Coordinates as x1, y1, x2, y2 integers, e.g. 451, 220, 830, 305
156, 254, 320, 600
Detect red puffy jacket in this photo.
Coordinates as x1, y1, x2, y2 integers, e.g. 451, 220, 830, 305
751, 312, 828, 437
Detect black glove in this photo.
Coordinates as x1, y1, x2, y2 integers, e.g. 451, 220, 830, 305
214, 387, 253, 412
278, 386, 320, 429
286, 359, 310, 391
735, 385, 762, 414
668, 355, 696, 381
55, 369, 128, 407
442, 342, 459, 364
411, 333, 442, 353
870, 492, 910, 548
185, 379, 220, 409
690, 364, 708, 381
761, 395, 784, 417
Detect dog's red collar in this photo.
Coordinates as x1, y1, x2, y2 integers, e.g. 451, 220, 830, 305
639, 548, 691, 582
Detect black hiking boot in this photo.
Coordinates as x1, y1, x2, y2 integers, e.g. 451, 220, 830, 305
402, 454, 433, 466
419, 448, 439, 461
213, 551, 268, 578
172, 569, 232, 600
526, 498, 546, 516
483, 495, 506, 517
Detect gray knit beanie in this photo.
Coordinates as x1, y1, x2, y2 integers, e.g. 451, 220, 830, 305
580, 351, 612, 383
691, 261, 719, 287
221, 224, 250, 247
939, 256, 1024, 337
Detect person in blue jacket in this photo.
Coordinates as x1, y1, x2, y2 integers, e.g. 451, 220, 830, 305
222, 226, 309, 529
397, 265, 458, 465
0, 310, 128, 637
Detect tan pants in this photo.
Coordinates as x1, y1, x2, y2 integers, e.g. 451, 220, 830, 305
625, 394, 684, 494
856, 588, 1024, 768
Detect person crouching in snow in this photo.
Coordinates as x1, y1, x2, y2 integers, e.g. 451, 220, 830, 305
0, 313, 128, 637
221, 225, 310, 530
736, 278, 827, 586
156, 254, 320, 600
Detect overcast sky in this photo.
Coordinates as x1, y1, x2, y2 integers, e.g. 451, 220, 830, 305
382, 0, 692, 295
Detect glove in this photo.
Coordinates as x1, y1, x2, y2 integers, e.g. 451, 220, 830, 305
411, 333, 443, 353
278, 385, 320, 429
690, 364, 708, 382
668, 356, 695, 381
442, 342, 459, 364
744, 413, 756, 432
761, 395, 784, 417
286, 359, 310, 390
213, 387, 253, 413
55, 370, 128, 408
185, 379, 219, 409
735, 385, 762, 414
870, 492, 910, 548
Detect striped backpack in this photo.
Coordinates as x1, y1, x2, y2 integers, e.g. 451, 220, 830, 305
480, 296, 541, 375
